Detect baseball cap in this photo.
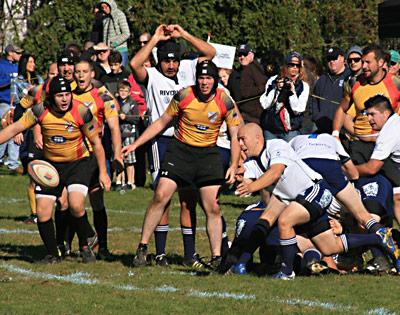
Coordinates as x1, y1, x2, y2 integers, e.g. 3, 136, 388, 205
57, 51, 75, 65
326, 47, 344, 61
157, 40, 181, 61
5, 44, 24, 54
48, 75, 71, 96
346, 45, 363, 59
238, 44, 252, 55
285, 51, 303, 64
389, 50, 400, 63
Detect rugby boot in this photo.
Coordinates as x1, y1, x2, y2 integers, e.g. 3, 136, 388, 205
132, 244, 148, 267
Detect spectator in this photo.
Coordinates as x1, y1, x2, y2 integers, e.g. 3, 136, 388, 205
310, 47, 351, 134
116, 81, 140, 191
0, 44, 23, 174
47, 62, 59, 79
100, 50, 130, 95
99, 0, 130, 67
259, 51, 309, 141
389, 49, 400, 76
236, 44, 267, 124
218, 68, 232, 88
90, 3, 105, 44
93, 42, 111, 80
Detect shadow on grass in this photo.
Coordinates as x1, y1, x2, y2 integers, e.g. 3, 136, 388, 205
0, 215, 30, 223
0, 243, 45, 263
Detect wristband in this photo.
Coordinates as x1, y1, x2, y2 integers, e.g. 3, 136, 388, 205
332, 130, 340, 137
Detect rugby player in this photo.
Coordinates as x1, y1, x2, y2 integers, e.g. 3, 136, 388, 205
71, 59, 122, 259
129, 24, 218, 266
234, 123, 398, 279
122, 60, 240, 267
0, 76, 110, 263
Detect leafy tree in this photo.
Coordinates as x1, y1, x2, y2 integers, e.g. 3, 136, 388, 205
20, 0, 381, 73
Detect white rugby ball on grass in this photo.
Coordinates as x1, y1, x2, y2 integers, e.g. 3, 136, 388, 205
27, 160, 60, 188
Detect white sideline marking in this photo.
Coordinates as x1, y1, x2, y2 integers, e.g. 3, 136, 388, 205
0, 197, 25, 204
0, 228, 37, 234
0, 227, 207, 235
188, 289, 255, 300
1, 263, 397, 314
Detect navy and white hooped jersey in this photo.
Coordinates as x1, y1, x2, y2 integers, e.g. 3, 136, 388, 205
290, 133, 350, 162
355, 174, 394, 217
146, 58, 197, 136
235, 201, 280, 246
244, 139, 322, 202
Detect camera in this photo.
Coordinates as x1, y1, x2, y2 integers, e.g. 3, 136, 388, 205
275, 77, 292, 90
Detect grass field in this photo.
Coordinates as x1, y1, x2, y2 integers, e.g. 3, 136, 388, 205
0, 173, 399, 315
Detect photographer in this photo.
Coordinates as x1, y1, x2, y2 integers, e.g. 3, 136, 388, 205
260, 51, 310, 141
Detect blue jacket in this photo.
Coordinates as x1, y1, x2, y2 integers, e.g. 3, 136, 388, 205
309, 67, 351, 134
0, 58, 18, 104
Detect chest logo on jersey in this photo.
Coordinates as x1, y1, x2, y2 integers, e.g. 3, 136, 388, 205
208, 112, 218, 123
84, 101, 94, 111
64, 122, 74, 133
195, 124, 209, 131
363, 182, 378, 197
51, 136, 67, 144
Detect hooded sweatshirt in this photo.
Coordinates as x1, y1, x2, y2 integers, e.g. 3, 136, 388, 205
100, 0, 130, 53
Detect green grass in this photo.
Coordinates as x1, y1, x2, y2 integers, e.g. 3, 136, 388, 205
0, 173, 399, 315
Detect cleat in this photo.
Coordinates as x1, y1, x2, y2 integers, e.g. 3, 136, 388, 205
87, 234, 98, 251
308, 261, 329, 275
36, 254, 62, 265
132, 244, 148, 267
155, 254, 169, 266
183, 253, 208, 270
80, 246, 96, 263
365, 256, 391, 274
272, 271, 295, 280
231, 263, 247, 275
207, 256, 222, 271
97, 248, 114, 261
23, 214, 37, 224
376, 227, 399, 259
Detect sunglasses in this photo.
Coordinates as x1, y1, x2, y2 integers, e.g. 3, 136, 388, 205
390, 61, 398, 66
139, 40, 149, 45
96, 50, 108, 54
238, 52, 249, 57
347, 57, 361, 64
287, 63, 301, 68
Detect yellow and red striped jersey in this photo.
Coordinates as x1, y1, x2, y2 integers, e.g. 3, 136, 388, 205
166, 87, 240, 147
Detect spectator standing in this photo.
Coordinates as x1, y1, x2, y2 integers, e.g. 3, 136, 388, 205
310, 47, 351, 134
100, 50, 130, 95
0, 44, 23, 173
93, 42, 112, 80
389, 49, 400, 76
236, 44, 266, 124
99, 0, 130, 67
259, 51, 309, 141
116, 81, 140, 191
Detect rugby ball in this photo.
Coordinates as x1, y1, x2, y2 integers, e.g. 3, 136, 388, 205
28, 160, 60, 188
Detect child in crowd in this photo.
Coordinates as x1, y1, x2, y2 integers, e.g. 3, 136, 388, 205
116, 80, 140, 190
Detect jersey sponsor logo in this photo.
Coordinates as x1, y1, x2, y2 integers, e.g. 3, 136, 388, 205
363, 182, 379, 197
64, 122, 74, 133
161, 170, 169, 176
195, 124, 209, 131
236, 219, 246, 238
51, 136, 67, 144
318, 189, 333, 209
160, 90, 179, 96
208, 112, 218, 123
